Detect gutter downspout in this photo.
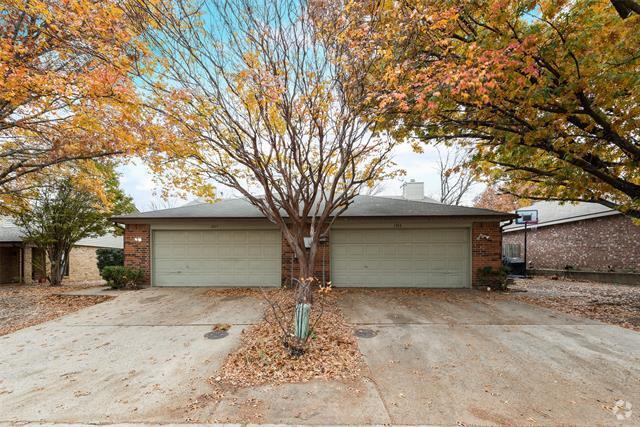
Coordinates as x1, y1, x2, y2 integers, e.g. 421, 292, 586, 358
500, 219, 514, 231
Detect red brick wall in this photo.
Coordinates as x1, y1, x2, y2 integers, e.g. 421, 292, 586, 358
281, 233, 330, 287
124, 224, 151, 286
472, 221, 503, 287
503, 214, 640, 272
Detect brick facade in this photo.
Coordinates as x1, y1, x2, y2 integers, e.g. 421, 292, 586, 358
124, 224, 151, 285
471, 221, 503, 287
281, 233, 330, 286
503, 214, 640, 272
2, 245, 113, 284
123, 221, 504, 287
66, 246, 102, 282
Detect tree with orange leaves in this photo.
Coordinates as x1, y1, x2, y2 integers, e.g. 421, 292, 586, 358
317, 0, 640, 219
473, 186, 521, 212
0, 0, 156, 212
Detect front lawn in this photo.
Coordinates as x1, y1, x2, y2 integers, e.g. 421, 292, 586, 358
510, 277, 640, 331
0, 284, 112, 336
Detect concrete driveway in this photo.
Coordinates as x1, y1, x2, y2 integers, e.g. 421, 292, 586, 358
1, 288, 639, 425
0, 288, 264, 424
339, 290, 640, 425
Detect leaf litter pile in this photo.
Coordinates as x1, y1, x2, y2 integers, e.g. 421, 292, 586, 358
0, 284, 112, 336
509, 277, 640, 331
212, 288, 364, 387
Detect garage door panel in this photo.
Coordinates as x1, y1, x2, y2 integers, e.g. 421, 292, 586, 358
331, 228, 469, 288
396, 245, 412, 257
363, 246, 382, 257
153, 230, 178, 244
155, 246, 176, 258
246, 246, 263, 257
186, 232, 204, 243
153, 230, 281, 287
185, 245, 207, 257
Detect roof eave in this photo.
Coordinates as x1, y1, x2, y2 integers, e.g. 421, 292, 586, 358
112, 213, 517, 223
503, 209, 619, 232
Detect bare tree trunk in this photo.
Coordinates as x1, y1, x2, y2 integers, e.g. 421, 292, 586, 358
280, 221, 322, 305
47, 245, 68, 286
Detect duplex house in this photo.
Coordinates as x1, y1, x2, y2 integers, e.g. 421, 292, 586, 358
113, 182, 514, 288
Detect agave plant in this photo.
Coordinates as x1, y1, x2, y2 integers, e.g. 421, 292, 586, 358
261, 277, 328, 356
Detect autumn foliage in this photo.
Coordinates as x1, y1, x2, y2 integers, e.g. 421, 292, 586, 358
473, 186, 521, 212
317, 0, 640, 218
135, 0, 399, 279
0, 0, 156, 210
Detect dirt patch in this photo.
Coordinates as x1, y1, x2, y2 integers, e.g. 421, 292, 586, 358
0, 284, 112, 336
212, 289, 364, 388
508, 277, 640, 331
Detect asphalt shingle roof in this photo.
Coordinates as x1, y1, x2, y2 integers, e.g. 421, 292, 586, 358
0, 217, 123, 248
112, 195, 515, 221
502, 201, 618, 232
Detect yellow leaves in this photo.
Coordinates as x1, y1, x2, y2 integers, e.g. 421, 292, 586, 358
410, 140, 424, 154
242, 51, 260, 69
267, 105, 286, 135
539, 0, 569, 20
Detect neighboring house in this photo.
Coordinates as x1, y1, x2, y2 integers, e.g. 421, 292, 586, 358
503, 201, 640, 272
0, 217, 123, 284
113, 181, 514, 288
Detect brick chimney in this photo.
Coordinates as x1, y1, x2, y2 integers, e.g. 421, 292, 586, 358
402, 179, 424, 200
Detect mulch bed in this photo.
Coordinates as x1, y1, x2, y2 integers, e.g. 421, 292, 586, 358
509, 277, 640, 331
210, 288, 364, 388
0, 284, 112, 336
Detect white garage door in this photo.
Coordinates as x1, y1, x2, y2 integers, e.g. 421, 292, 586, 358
331, 228, 470, 287
152, 230, 281, 287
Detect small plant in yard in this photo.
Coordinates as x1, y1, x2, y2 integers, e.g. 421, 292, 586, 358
261, 278, 329, 357
478, 266, 511, 291
96, 248, 124, 272
101, 266, 144, 289
212, 283, 362, 387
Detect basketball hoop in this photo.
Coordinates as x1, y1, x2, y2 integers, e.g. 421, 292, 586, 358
515, 209, 539, 225
515, 209, 540, 279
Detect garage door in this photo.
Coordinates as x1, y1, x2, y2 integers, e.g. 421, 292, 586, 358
152, 230, 281, 287
331, 228, 469, 287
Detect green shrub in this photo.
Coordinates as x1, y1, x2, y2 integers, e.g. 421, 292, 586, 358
101, 266, 144, 289
477, 266, 510, 291
96, 248, 124, 272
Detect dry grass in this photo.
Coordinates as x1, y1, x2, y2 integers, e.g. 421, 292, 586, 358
212, 288, 364, 388
510, 277, 640, 331
0, 284, 112, 336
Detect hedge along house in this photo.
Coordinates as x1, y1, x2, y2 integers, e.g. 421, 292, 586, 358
0, 217, 123, 284
113, 182, 515, 288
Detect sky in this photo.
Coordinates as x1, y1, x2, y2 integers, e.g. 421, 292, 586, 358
117, 144, 484, 212
114, 1, 493, 212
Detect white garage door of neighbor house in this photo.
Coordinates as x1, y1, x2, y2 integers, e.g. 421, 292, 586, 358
152, 230, 281, 287
331, 228, 470, 288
